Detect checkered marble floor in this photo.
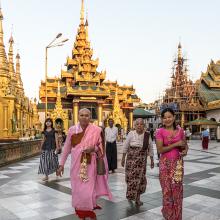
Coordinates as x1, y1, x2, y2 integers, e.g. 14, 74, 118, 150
0, 140, 220, 219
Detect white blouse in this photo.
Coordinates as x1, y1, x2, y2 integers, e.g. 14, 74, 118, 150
105, 126, 118, 143
123, 130, 154, 157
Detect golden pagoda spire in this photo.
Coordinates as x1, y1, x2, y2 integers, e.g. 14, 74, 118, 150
8, 33, 15, 79
55, 80, 63, 112
113, 87, 120, 118
51, 80, 68, 122
85, 11, 89, 42
111, 87, 128, 132
80, 0, 85, 25
16, 51, 24, 92
178, 42, 182, 60
0, 6, 9, 78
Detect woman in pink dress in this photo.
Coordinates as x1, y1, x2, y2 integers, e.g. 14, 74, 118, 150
56, 108, 112, 220
155, 108, 188, 220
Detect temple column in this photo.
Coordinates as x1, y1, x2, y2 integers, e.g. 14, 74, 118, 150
20, 110, 23, 136
73, 102, 79, 125
17, 108, 20, 132
98, 103, 103, 126
3, 105, 8, 137
181, 111, 184, 128
129, 111, 133, 129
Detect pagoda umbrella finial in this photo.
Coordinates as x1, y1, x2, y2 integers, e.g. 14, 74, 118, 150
80, 0, 85, 24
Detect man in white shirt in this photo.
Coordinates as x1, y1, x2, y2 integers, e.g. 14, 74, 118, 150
105, 119, 118, 173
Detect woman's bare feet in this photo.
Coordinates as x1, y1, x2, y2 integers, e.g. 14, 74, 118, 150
135, 200, 143, 206
42, 176, 48, 181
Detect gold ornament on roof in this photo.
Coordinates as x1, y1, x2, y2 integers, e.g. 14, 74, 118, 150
51, 80, 68, 121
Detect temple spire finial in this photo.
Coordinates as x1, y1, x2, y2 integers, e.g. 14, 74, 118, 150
85, 11, 88, 26
0, 4, 4, 41
80, 0, 85, 24
178, 41, 182, 60
8, 26, 15, 79
0, 5, 9, 79
9, 24, 14, 42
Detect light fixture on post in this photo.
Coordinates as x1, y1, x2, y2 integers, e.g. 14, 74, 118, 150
45, 33, 69, 119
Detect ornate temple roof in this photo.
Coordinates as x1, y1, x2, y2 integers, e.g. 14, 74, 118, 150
39, 0, 140, 107
162, 43, 204, 112
198, 60, 220, 110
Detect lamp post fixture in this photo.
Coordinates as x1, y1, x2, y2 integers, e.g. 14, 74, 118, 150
45, 33, 69, 119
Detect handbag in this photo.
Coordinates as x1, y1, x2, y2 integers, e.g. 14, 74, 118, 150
96, 157, 106, 175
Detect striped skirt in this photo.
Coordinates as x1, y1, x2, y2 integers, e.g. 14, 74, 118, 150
38, 150, 59, 176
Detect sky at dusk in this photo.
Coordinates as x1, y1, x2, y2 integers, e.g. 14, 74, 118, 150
1, 0, 220, 103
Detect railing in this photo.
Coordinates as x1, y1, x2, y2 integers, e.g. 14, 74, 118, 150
0, 140, 42, 167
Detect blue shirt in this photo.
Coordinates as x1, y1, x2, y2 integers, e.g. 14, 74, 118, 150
202, 130, 209, 137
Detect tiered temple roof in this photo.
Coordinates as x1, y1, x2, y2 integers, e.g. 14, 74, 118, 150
163, 43, 204, 111
198, 60, 220, 110
39, 0, 140, 112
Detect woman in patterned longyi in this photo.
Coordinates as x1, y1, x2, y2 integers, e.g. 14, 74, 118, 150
121, 118, 154, 206
155, 108, 188, 220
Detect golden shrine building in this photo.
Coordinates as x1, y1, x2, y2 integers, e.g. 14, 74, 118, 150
0, 7, 40, 141
38, 0, 140, 133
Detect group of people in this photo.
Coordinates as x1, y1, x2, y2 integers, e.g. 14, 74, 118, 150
38, 107, 188, 220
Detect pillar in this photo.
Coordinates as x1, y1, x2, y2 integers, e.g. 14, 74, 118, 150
129, 111, 133, 129
3, 105, 8, 137
20, 110, 23, 136
98, 103, 103, 126
73, 102, 79, 125
181, 111, 184, 128
17, 109, 20, 132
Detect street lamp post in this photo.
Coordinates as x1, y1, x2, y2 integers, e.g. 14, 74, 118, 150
45, 33, 68, 119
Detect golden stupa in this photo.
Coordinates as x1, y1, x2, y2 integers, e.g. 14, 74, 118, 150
0, 7, 40, 141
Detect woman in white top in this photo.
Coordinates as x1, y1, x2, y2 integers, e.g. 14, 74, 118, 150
121, 118, 154, 206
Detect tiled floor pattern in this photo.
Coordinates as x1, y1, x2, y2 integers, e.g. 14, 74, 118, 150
0, 140, 220, 219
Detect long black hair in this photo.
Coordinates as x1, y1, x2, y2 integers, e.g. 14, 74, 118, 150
43, 118, 54, 131
161, 107, 177, 130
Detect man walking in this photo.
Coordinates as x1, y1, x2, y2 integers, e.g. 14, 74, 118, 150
105, 119, 118, 173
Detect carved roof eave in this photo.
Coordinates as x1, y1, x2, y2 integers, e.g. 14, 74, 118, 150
61, 70, 73, 78
80, 59, 98, 66
201, 77, 220, 88
206, 100, 220, 110
39, 91, 66, 99
66, 87, 110, 97
209, 70, 220, 82
103, 80, 117, 85
67, 57, 78, 66
74, 73, 105, 82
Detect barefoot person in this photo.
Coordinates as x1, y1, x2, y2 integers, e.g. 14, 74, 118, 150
121, 118, 154, 206
105, 118, 118, 173
57, 108, 112, 220
155, 108, 188, 220
38, 118, 60, 181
